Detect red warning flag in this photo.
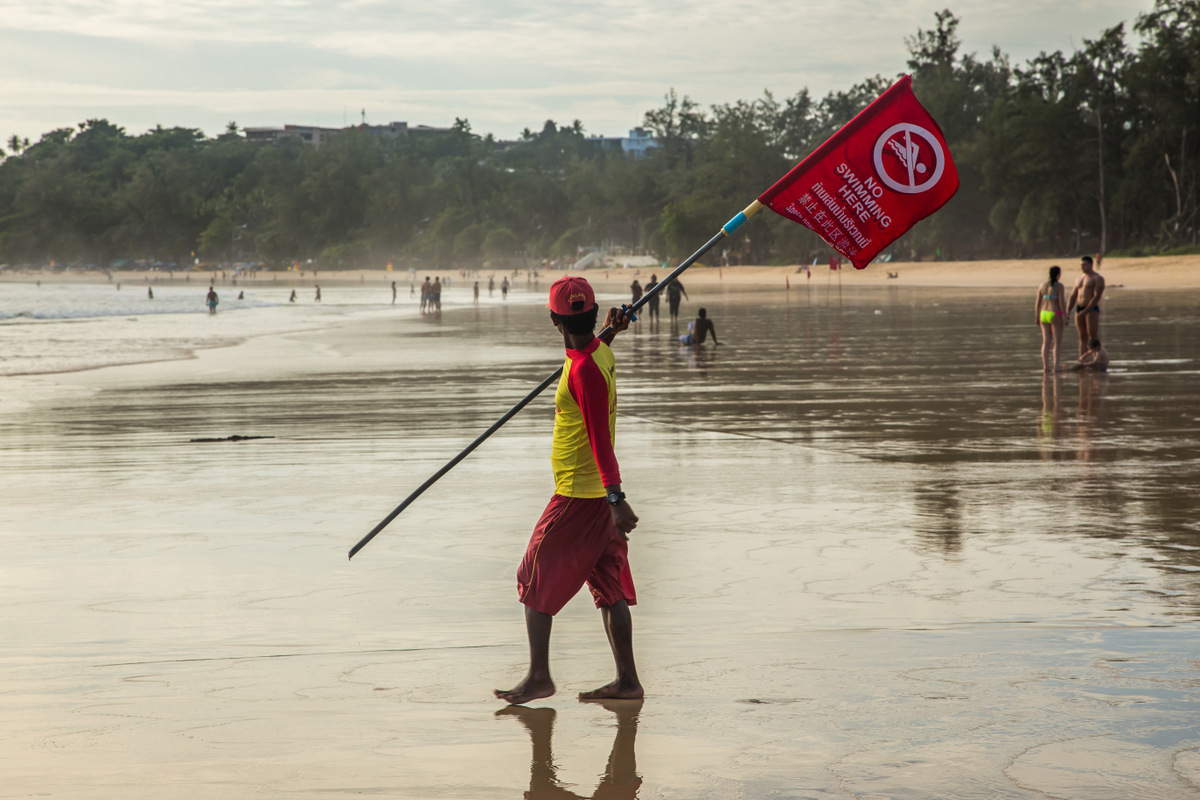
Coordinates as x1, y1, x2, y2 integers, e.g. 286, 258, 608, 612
758, 75, 958, 269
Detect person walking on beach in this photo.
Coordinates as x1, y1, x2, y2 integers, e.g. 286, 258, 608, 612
392, 281, 397, 305
1036, 265, 1066, 372
473, 281, 480, 304
630, 279, 643, 310
148, 286, 153, 300
1066, 255, 1105, 358
666, 279, 688, 321
206, 286, 218, 314
489, 276, 495, 296
314, 284, 321, 302
495, 276, 642, 706
289, 289, 297, 303
643, 275, 660, 325
501, 277, 510, 300
431, 277, 442, 313
420, 276, 432, 313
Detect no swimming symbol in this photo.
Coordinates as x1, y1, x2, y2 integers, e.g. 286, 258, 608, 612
873, 123, 947, 195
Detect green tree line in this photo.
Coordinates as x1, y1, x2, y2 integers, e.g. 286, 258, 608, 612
1, 1, 1196, 270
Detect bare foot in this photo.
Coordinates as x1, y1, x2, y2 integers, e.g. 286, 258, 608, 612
495, 675, 555, 705
578, 679, 644, 701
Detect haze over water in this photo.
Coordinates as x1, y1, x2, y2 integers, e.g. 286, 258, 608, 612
2, 279, 1200, 798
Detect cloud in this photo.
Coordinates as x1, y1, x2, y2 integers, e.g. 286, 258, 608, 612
0, 0, 1152, 144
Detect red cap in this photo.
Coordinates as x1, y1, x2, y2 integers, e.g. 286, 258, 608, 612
547, 276, 596, 315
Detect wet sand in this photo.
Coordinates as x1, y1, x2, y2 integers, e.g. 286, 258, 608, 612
3, 282, 1200, 798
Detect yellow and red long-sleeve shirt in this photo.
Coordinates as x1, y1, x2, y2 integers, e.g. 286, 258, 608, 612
551, 338, 620, 498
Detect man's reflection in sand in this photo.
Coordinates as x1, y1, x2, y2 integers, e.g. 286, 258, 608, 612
913, 479, 964, 554
497, 700, 643, 799
681, 342, 716, 374
1075, 372, 1107, 461
829, 323, 841, 368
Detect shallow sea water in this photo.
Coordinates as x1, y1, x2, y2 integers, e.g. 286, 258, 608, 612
2, 279, 1199, 798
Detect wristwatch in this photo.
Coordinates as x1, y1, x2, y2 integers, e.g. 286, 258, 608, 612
606, 491, 626, 506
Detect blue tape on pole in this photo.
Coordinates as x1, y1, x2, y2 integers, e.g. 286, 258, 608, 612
722, 212, 748, 235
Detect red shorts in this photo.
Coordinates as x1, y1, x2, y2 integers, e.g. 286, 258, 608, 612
517, 495, 636, 616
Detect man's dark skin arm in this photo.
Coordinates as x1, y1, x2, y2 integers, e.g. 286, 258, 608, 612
598, 308, 637, 536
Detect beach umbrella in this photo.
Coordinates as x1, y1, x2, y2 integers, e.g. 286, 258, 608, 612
350, 75, 958, 559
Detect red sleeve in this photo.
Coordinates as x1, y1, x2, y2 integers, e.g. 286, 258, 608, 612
568, 356, 621, 488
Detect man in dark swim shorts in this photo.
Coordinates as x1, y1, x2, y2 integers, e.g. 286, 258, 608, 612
1067, 255, 1106, 358
495, 276, 642, 706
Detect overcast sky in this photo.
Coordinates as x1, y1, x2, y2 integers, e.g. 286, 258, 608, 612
1, 0, 1151, 148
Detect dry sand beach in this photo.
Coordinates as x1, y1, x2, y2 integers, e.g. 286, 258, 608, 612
6, 251, 1200, 292
2, 260, 1200, 798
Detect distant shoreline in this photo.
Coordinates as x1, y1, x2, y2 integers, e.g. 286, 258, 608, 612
3, 253, 1197, 292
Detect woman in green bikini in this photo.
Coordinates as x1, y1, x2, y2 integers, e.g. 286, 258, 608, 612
1035, 265, 1066, 373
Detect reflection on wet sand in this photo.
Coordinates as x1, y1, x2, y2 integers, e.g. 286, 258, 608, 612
678, 341, 717, 373
4, 286, 1200, 797
498, 701, 642, 800
1075, 371, 1108, 461
913, 479, 964, 554
1038, 373, 1064, 456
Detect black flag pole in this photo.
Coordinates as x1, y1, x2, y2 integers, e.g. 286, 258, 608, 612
348, 201, 763, 559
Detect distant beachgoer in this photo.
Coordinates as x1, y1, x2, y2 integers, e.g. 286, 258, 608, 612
678, 307, 719, 346
630, 279, 643, 309
148, 287, 154, 299
501, 277, 510, 299
314, 284, 321, 302
666, 280, 688, 320
289, 289, 297, 303
1036, 265, 1066, 373
431, 277, 442, 312
489, 277, 495, 296
1068, 338, 1109, 372
473, 281, 480, 303
1066, 255, 1106, 358
392, 281, 397, 305
206, 286, 218, 314
420, 276, 432, 313
644, 275, 660, 321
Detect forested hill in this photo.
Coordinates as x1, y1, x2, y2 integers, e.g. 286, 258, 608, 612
1, 3, 1196, 270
